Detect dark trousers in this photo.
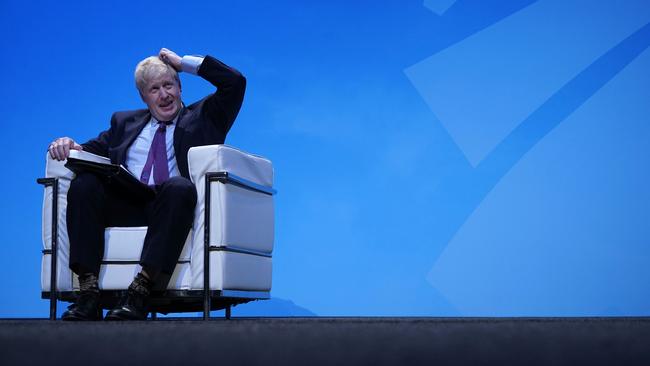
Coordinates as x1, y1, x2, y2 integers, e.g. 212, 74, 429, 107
67, 172, 197, 278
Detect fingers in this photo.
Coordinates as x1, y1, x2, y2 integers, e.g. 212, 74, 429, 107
159, 47, 174, 57
63, 143, 70, 159
48, 137, 78, 161
48, 142, 55, 159
159, 48, 182, 71
159, 48, 171, 62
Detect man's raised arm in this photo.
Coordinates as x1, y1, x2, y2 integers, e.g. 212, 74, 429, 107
158, 48, 246, 134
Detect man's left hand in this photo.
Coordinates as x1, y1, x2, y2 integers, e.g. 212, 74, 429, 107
159, 48, 182, 72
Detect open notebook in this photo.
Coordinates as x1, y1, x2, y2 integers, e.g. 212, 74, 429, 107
65, 150, 155, 201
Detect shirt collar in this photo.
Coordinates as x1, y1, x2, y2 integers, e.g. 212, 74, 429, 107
149, 109, 182, 127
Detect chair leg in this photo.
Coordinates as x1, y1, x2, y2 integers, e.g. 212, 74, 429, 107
150, 312, 157, 320
203, 294, 210, 320
225, 305, 231, 320
49, 178, 59, 321
49, 298, 56, 320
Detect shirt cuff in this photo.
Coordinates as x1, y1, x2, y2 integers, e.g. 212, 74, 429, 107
181, 55, 204, 75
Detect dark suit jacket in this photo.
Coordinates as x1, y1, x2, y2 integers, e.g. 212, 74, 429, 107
82, 55, 246, 179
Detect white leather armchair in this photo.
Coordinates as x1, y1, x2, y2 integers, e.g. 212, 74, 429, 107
38, 145, 275, 319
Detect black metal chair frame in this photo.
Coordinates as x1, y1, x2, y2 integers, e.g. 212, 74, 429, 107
37, 171, 275, 320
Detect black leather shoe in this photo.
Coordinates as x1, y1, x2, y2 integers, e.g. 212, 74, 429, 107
61, 291, 102, 321
105, 290, 148, 321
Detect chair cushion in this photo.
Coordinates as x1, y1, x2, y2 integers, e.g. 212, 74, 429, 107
98, 262, 191, 290
209, 183, 275, 253
104, 227, 192, 262
191, 250, 272, 291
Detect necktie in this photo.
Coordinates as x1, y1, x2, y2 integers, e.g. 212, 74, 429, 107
140, 121, 172, 185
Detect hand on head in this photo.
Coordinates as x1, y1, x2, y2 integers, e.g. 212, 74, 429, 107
49, 137, 82, 161
159, 48, 182, 72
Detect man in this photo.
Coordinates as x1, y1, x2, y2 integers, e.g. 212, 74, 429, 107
48, 48, 246, 320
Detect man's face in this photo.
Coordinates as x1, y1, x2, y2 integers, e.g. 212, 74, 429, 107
141, 72, 182, 122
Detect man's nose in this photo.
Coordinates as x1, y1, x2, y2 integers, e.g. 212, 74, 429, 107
159, 89, 169, 99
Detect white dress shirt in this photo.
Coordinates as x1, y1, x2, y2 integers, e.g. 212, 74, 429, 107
125, 55, 204, 184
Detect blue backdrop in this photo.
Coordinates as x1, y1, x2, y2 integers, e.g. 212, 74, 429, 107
2, 0, 649, 317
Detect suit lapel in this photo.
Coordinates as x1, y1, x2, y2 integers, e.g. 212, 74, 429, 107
173, 106, 190, 176
118, 111, 150, 165
173, 107, 189, 156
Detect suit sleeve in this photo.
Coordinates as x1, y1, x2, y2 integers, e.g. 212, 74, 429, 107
196, 56, 247, 135
81, 113, 117, 158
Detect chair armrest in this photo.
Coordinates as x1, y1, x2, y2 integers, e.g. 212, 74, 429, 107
44, 153, 76, 180
40, 153, 76, 291
187, 144, 274, 187
186, 144, 275, 290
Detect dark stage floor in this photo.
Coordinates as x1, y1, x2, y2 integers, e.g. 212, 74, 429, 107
1, 317, 649, 365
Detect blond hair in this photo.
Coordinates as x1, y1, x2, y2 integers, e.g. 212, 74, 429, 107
134, 56, 180, 94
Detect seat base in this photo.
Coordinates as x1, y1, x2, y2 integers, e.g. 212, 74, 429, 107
43, 290, 269, 314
